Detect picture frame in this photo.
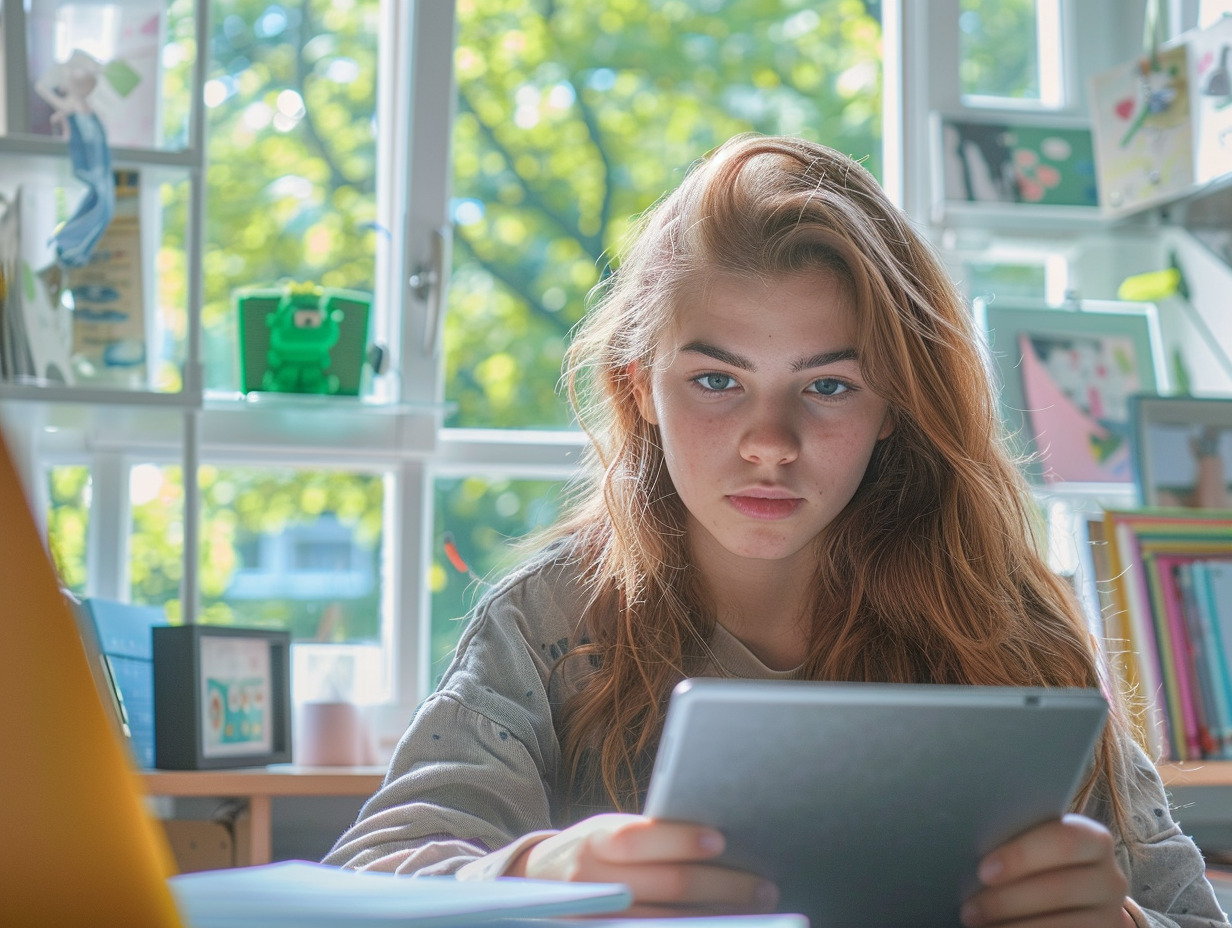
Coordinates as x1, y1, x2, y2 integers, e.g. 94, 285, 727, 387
930, 111, 1103, 228
978, 299, 1167, 485
153, 625, 292, 769
1129, 394, 1232, 507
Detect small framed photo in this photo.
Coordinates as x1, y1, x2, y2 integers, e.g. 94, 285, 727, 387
978, 300, 1167, 485
1129, 394, 1232, 508
153, 625, 292, 769
930, 111, 1102, 227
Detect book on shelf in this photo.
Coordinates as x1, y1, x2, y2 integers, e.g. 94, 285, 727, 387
1101, 509, 1232, 761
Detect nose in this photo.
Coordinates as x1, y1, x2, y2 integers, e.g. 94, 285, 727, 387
739, 410, 800, 466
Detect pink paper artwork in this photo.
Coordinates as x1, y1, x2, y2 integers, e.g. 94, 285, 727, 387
1018, 332, 1140, 483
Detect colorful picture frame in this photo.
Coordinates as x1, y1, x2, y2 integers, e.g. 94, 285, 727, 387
153, 625, 292, 769
978, 300, 1166, 485
930, 111, 1102, 226
1129, 394, 1232, 507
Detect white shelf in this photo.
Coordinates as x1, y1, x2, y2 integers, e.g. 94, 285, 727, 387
0, 382, 201, 408
0, 141, 199, 191
0, 134, 200, 168
0, 0, 210, 615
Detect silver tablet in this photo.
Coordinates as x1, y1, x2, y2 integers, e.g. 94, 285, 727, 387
643, 679, 1108, 928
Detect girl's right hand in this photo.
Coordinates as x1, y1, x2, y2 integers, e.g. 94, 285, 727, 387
506, 812, 780, 917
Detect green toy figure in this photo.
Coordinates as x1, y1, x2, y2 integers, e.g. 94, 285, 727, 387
262, 283, 342, 394
235, 282, 374, 396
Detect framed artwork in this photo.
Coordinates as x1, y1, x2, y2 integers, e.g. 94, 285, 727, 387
930, 112, 1101, 225
1190, 14, 1232, 185
153, 625, 292, 769
1129, 394, 1232, 507
1088, 42, 1194, 217
978, 300, 1166, 485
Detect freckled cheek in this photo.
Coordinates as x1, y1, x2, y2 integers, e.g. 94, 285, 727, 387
801, 428, 881, 481
657, 411, 728, 474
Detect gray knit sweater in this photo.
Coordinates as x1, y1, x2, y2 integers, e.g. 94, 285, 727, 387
322, 543, 1228, 928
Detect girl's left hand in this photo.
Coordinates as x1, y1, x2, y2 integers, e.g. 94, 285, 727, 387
960, 813, 1133, 928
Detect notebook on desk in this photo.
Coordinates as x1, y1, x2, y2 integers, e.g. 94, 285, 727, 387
0, 428, 632, 926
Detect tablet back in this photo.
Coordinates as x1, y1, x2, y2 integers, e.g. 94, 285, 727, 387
643, 679, 1108, 928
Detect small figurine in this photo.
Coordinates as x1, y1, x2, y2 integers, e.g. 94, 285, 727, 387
35, 50, 115, 267
261, 283, 343, 394
236, 282, 375, 396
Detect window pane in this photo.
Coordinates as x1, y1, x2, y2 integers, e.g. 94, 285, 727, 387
960, 0, 1042, 102
129, 463, 385, 644
197, 1, 380, 391
431, 476, 567, 685
47, 464, 91, 595
129, 463, 184, 617
446, 0, 884, 429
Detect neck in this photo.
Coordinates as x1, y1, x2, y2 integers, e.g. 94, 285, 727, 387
689, 534, 815, 672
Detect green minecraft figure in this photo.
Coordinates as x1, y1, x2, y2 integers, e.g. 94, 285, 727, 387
236, 282, 374, 396
262, 283, 342, 394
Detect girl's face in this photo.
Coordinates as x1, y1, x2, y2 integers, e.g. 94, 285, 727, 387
632, 270, 893, 570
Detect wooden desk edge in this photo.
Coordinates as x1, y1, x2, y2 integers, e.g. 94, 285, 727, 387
142, 765, 387, 797
1158, 761, 1232, 788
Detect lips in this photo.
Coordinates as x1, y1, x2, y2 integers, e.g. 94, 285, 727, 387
727, 494, 803, 520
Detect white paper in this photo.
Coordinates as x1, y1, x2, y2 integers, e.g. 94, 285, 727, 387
169, 860, 632, 928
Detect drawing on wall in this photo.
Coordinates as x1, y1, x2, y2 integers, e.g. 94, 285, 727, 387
1089, 43, 1194, 216
936, 116, 1099, 208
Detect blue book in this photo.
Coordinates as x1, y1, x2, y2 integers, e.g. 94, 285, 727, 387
74, 597, 167, 769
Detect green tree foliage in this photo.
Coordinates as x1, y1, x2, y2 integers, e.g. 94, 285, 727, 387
959, 0, 1039, 100
163, 0, 381, 391
47, 466, 90, 594
431, 476, 565, 684
128, 464, 384, 640
446, 0, 883, 429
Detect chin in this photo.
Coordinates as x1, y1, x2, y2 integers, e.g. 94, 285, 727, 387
721, 536, 814, 563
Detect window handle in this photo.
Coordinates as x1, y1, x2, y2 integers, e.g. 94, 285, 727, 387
409, 226, 451, 357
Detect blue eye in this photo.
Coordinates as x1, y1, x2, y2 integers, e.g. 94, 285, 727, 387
808, 378, 849, 396
693, 373, 738, 392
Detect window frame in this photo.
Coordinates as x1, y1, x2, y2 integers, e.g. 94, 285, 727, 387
15, 0, 1150, 726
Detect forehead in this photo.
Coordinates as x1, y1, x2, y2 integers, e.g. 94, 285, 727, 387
667, 270, 857, 345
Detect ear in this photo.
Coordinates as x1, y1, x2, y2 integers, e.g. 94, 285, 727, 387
627, 361, 659, 425
877, 407, 895, 441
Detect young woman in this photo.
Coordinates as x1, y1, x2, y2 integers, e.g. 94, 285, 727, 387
324, 135, 1225, 928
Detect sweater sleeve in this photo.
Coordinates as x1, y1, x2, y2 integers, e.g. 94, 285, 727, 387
321, 557, 581, 874
1097, 744, 1228, 928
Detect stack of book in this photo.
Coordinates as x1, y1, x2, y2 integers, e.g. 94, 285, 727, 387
1098, 509, 1232, 761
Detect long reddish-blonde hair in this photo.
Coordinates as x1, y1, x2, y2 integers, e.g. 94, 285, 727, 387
552, 133, 1137, 827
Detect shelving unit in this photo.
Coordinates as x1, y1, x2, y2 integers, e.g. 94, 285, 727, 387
0, 0, 209, 617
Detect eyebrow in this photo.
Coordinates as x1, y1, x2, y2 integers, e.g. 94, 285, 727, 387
679, 341, 859, 373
